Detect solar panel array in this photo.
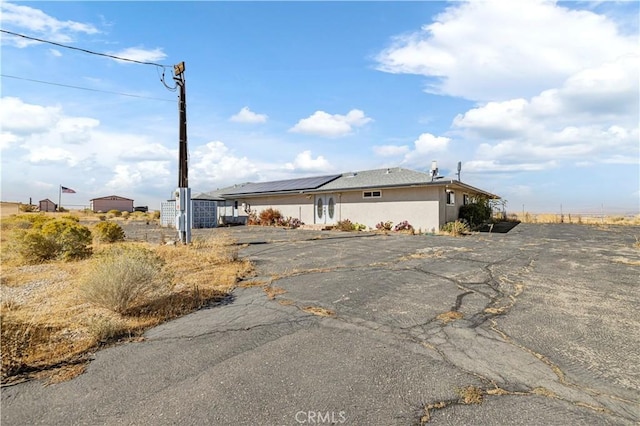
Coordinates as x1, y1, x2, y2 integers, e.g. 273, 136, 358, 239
221, 174, 341, 196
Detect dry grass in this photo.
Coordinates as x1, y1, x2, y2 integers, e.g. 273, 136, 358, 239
457, 385, 484, 404
0, 230, 252, 385
508, 212, 640, 226
301, 306, 336, 317
436, 310, 463, 324
263, 285, 287, 300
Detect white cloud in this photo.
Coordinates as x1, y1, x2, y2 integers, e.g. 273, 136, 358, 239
285, 150, 331, 172
190, 141, 260, 190
0, 2, 99, 46
375, 0, 637, 101
289, 109, 372, 137
108, 47, 167, 63
49, 48, 62, 57
454, 55, 639, 171
373, 145, 410, 157
1, 96, 178, 204
229, 107, 268, 124
0, 97, 61, 134
106, 161, 172, 191
464, 160, 557, 173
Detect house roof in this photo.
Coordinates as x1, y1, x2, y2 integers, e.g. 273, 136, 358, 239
215, 174, 341, 196
89, 195, 134, 201
39, 199, 55, 203
192, 192, 226, 201
320, 168, 499, 198
210, 167, 499, 199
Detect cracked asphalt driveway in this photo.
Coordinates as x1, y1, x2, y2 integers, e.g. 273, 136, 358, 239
2, 224, 639, 425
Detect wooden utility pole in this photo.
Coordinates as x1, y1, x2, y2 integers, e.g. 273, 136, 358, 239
173, 61, 191, 244
174, 61, 188, 188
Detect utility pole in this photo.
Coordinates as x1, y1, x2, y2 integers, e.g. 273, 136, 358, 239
173, 61, 191, 244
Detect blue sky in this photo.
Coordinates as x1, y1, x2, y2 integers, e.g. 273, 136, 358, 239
1, 1, 638, 214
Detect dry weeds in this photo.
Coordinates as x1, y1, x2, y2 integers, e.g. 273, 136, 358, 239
301, 306, 336, 317
263, 285, 287, 300
509, 212, 640, 226
457, 385, 484, 404
0, 230, 252, 385
436, 310, 464, 324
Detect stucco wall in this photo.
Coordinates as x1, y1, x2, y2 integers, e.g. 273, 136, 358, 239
235, 194, 314, 224
329, 186, 442, 232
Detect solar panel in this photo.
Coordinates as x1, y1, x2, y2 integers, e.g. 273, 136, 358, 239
221, 174, 341, 196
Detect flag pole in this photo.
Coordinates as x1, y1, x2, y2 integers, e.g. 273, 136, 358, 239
58, 185, 61, 213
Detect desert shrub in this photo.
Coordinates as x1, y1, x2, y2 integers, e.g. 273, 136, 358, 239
121, 211, 130, 220
60, 214, 79, 222
247, 211, 259, 225
79, 245, 170, 314
277, 216, 302, 228
107, 209, 122, 217
2, 213, 51, 231
335, 219, 355, 232
375, 221, 393, 231
98, 215, 107, 221
259, 208, 282, 226
394, 220, 414, 232
458, 200, 492, 226
440, 220, 470, 236
151, 211, 160, 220
58, 207, 68, 212
18, 204, 37, 213
94, 221, 126, 243
16, 218, 92, 262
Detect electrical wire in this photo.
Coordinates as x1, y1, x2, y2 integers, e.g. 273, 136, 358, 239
1, 29, 171, 68
1, 74, 175, 102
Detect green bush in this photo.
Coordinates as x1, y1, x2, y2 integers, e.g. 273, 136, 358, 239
107, 210, 122, 217
79, 246, 170, 314
458, 200, 492, 226
94, 221, 126, 243
16, 218, 92, 262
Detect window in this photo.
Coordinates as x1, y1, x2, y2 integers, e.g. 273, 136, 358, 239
446, 190, 455, 205
317, 198, 323, 219
363, 190, 381, 198
328, 197, 335, 219
463, 194, 470, 205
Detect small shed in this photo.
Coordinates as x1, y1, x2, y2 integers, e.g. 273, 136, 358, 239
90, 195, 134, 213
39, 199, 57, 212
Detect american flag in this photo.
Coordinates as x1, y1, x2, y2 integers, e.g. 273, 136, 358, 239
61, 186, 76, 194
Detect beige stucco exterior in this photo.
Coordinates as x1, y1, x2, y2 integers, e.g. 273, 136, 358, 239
229, 184, 483, 232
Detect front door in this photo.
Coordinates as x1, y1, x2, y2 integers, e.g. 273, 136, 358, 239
314, 194, 336, 224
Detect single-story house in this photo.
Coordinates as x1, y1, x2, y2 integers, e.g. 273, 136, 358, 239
90, 195, 134, 213
201, 167, 498, 232
39, 199, 57, 212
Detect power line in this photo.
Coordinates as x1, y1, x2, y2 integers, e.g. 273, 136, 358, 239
0, 29, 171, 68
1, 74, 175, 102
